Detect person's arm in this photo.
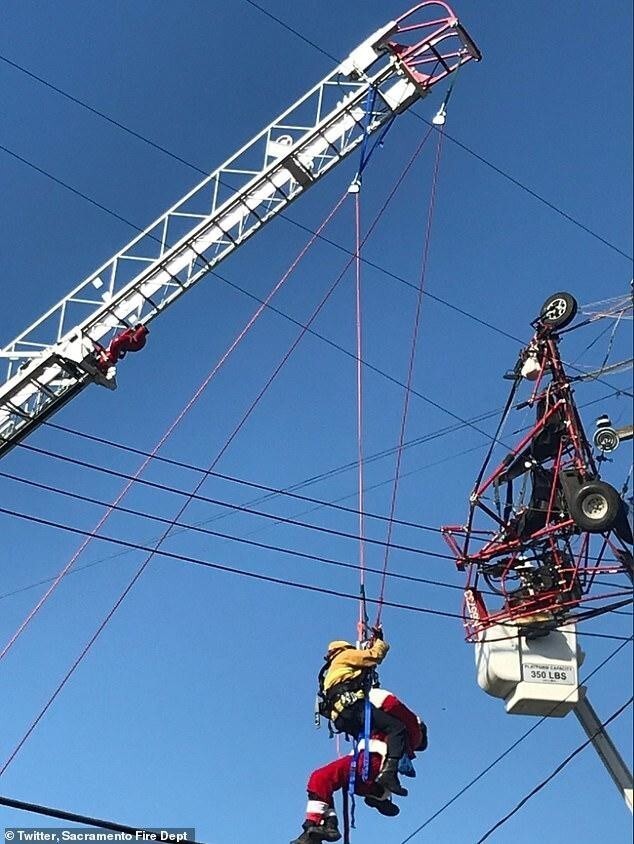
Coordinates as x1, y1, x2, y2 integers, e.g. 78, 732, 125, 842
340, 639, 389, 668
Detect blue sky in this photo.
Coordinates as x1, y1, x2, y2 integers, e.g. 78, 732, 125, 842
0, 2, 632, 843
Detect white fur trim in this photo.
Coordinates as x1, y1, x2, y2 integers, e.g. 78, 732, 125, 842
369, 688, 391, 707
353, 738, 387, 757
306, 800, 328, 815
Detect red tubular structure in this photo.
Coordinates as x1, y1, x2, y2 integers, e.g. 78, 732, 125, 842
442, 294, 633, 641
384, 2, 481, 89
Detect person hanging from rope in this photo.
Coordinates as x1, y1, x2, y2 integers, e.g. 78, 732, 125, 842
317, 627, 410, 797
292, 689, 427, 843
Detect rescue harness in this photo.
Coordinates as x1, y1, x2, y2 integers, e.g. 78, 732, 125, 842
315, 647, 377, 726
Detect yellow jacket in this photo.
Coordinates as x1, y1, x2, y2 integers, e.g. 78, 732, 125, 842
323, 639, 390, 693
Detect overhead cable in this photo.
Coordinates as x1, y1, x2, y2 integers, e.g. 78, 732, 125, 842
474, 695, 634, 843
240, 1, 633, 262
0, 795, 206, 844
397, 636, 633, 842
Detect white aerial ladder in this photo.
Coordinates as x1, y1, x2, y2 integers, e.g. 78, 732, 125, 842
0, 1, 480, 458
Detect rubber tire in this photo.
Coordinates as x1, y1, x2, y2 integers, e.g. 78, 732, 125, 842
569, 480, 621, 533
539, 291, 578, 329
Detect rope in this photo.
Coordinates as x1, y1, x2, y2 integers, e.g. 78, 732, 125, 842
0, 190, 348, 664
0, 228, 357, 778
354, 187, 367, 644
375, 127, 445, 626
0, 126, 435, 776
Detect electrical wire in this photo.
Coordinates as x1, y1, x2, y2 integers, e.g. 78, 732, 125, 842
0, 504, 627, 645
474, 695, 634, 843
0, 187, 351, 662
0, 796, 205, 843
0, 470, 464, 591
240, 1, 633, 262
17, 430, 445, 534
9, 444, 455, 559
0, 438, 492, 606
2, 391, 627, 606
0, 136, 451, 770
398, 636, 634, 842
34, 386, 620, 534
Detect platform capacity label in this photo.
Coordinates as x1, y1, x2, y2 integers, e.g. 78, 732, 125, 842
522, 662, 575, 685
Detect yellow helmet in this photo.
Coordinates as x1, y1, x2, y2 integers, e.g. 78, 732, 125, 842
327, 640, 352, 654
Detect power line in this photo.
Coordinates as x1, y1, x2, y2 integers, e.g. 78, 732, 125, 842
240, 1, 633, 262
474, 695, 634, 843
244, 0, 338, 62
0, 54, 527, 351
17, 436, 628, 577
0, 438, 490, 605
0, 467, 466, 593
31, 422, 448, 535
0, 503, 627, 643
1, 391, 625, 605
13, 443, 455, 559
398, 636, 633, 842
2, 48, 630, 413
0, 795, 207, 844
1, 137, 523, 449
0, 508, 462, 620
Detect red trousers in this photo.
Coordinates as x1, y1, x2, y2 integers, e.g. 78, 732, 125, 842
306, 751, 383, 815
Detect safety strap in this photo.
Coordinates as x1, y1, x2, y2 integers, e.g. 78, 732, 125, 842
361, 693, 372, 781
347, 739, 358, 830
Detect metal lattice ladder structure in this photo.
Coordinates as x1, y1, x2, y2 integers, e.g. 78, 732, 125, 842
0, 2, 480, 458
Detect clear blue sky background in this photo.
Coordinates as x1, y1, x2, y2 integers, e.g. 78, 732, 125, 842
0, 2, 632, 843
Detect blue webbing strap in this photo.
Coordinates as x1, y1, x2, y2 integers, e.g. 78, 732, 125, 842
347, 739, 358, 829
362, 692, 372, 781
350, 86, 378, 190
360, 113, 395, 174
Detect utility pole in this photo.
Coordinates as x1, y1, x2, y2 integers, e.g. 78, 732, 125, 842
574, 692, 633, 813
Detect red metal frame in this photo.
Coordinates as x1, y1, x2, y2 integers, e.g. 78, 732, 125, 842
383, 2, 482, 89
442, 311, 633, 641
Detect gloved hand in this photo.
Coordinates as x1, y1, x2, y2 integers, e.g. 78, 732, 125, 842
371, 625, 384, 641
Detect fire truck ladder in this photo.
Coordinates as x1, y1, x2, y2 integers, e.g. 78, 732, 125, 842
0, 2, 480, 458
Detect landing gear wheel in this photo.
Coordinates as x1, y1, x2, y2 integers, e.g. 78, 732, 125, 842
569, 480, 621, 533
539, 291, 578, 329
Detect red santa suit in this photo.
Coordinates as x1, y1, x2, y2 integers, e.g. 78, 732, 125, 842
303, 689, 424, 825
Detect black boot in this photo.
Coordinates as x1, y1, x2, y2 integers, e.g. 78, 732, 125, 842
322, 816, 342, 842
290, 818, 341, 844
364, 794, 400, 816
375, 757, 409, 797
289, 825, 313, 844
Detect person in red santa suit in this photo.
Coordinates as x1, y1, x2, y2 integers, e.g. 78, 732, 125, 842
290, 689, 427, 844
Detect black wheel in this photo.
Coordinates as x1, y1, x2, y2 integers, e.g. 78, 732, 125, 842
569, 480, 621, 533
539, 291, 578, 329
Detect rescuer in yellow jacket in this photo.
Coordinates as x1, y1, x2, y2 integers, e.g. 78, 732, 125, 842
318, 627, 408, 797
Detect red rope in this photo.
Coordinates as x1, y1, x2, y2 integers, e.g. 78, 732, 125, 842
1, 132, 433, 776
0, 195, 351, 775
375, 129, 445, 626
354, 189, 367, 644
0, 193, 347, 665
